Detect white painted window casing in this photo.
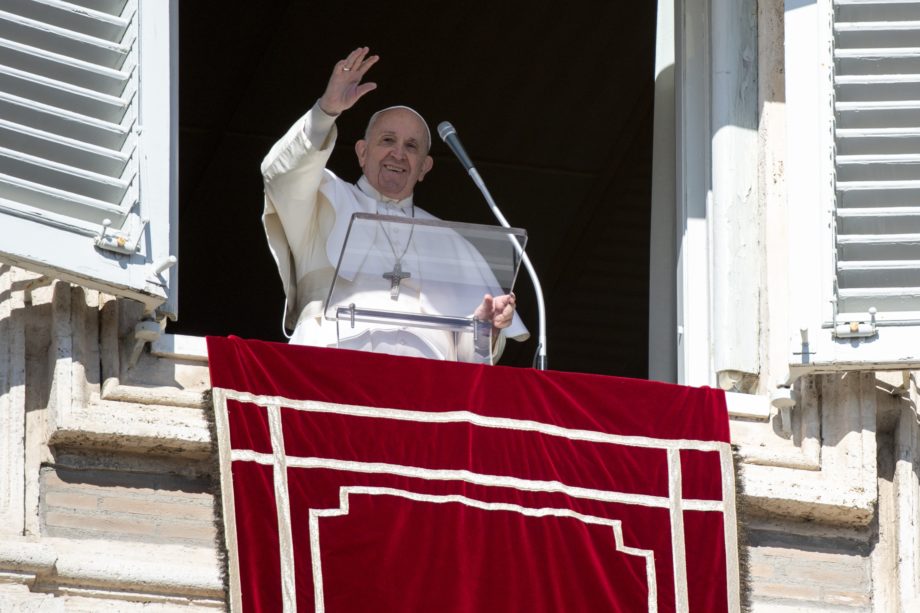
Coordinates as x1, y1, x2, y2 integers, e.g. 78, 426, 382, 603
0, 0, 177, 318
786, 0, 920, 368
674, 0, 715, 387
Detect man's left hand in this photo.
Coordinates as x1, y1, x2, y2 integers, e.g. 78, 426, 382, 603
474, 293, 516, 332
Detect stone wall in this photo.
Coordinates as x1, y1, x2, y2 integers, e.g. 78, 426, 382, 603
733, 370, 920, 611
747, 518, 873, 610
41, 461, 216, 547
0, 267, 221, 611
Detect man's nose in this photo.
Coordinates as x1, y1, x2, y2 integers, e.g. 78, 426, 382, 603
391, 143, 408, 159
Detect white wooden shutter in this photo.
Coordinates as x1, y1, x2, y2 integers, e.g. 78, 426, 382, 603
833, 0, 920, 323
0, 0, 177, 317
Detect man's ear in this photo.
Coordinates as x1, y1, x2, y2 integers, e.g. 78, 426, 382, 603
355, 140, 367, 168
418, 155, 434, 182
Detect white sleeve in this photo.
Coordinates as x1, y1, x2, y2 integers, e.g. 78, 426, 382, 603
261, 101, 338, 262
261, 102, 339, 331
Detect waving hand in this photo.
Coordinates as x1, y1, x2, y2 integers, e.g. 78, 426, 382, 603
318, 47, 379, 116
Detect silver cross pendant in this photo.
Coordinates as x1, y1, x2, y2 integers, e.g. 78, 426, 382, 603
382, 261, 411, 300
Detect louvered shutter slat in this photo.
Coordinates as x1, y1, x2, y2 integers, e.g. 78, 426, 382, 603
0, 170, 123, 219
836, 102, 920, 129
0, 9, 131, 68
836, 49, 920, 75
70, 1, 129, 15
0, 62, 131, 121
3, 0, 130, 42
0, 37, 131, 94
0, 91, 129, 149
0, 117, 129, 175
833, 0, 920, 320
836, 0, 920, 22
836, 77, 920, 104
837, 180, 920, 207
837, 154, 920, 181
838, 261, 920, 294
0, 144, 129, 198
836, 128, 920, 155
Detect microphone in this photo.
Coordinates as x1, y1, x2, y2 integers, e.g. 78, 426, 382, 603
438, 119, 549, 370
437, 122, 475, 173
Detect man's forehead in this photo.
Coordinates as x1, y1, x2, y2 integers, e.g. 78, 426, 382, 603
367, 106, 431, 146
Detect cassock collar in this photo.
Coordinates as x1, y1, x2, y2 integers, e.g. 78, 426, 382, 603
357, 175, 414, 213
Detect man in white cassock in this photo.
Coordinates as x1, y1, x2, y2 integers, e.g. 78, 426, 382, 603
261, 47, 528, 363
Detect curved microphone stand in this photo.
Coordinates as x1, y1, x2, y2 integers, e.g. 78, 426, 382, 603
437, 122, 548, 370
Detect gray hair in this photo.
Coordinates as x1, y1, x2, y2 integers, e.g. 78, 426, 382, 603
364, 105, 432, 153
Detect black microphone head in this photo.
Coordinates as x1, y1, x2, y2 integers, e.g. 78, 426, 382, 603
437, 121, 456, 141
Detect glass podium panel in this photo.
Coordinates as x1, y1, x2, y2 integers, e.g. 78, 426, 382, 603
324, 213, 527, 363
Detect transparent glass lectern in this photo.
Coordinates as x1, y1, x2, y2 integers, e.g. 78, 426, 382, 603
324, 213, 527, 364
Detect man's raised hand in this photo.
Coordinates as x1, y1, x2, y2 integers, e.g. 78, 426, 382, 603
318, 47, 379, 117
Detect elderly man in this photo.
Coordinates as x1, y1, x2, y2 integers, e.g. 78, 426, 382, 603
261, 47, 528, 362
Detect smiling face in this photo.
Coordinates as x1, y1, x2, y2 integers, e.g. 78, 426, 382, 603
355, 108, 434, 201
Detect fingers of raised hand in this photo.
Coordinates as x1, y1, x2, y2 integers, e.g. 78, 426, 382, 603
338, 47, 378, 75
356, 54, 379, 76
339, 47, 365, 72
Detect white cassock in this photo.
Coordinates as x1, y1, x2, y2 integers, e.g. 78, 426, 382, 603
261, 102, 529, 363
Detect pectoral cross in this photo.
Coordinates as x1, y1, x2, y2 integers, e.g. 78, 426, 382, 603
383, 261, 411, 300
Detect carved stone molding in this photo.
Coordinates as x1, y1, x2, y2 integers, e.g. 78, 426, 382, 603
733, 372, 878, 525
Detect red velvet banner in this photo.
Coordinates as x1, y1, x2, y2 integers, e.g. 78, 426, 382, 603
208, 336, 739, 612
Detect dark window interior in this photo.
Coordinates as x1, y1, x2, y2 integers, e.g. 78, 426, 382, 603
171, 1, 656, 377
